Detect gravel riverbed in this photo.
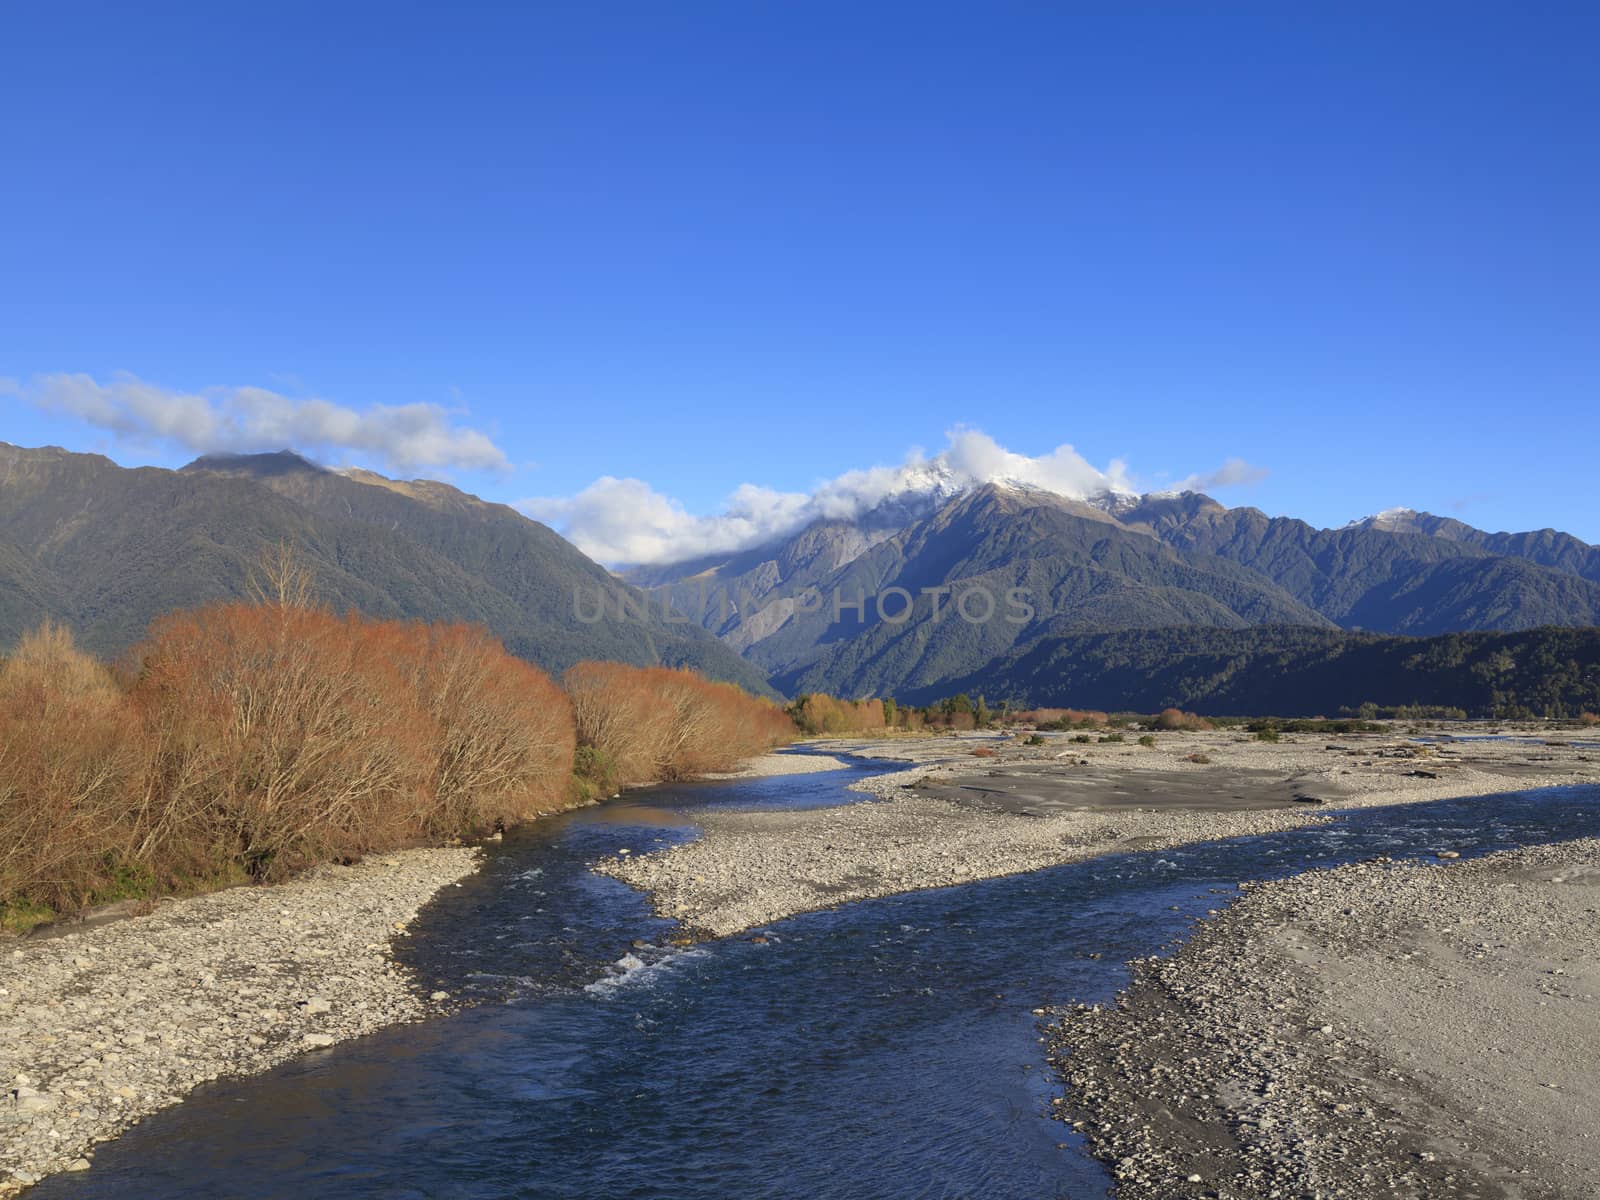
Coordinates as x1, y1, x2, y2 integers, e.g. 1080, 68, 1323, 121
0, 847, 478, 1194
600, 730, 1600, 937
1046, 836, 1600, 1199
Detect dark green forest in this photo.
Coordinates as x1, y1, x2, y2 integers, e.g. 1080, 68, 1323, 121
909, 625, 1600, 718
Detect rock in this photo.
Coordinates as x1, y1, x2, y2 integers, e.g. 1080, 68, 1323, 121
12, 1085, 57, 1113
429, 991, 450, 1002
0, 846, 478, 1186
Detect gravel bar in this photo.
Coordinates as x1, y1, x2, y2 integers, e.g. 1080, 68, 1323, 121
599, 730, 1600, 937
1047, 837, 1600, 1199
0, 846, 479, 1194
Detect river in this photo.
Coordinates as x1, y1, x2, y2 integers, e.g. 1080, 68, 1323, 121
33, 756, 1600, 1199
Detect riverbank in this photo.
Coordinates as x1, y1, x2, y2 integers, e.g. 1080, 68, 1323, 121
0, 744, 838, 1193
598, 728, 1600, 935
0, 847, 479, 1194
1047, 836, 1600, 1198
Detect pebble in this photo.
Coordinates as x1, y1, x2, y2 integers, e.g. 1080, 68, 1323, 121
1045, 835, 1600, 1199
0, 847, 479, 1193
598, 733, 1599, 938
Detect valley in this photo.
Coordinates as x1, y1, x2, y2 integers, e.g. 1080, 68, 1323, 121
8, 8, 1597, 1196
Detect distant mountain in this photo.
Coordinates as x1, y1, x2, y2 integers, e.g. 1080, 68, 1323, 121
0, 444, 772, 694
1118, 494, 1600, 632
629, 483, 1600, 699
1345, 507, 1600, 582
632, 483, 1334, 697
10, 439, 1596, 710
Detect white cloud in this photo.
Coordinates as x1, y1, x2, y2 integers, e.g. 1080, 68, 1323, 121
520, 477, 815, 566
15, 371, 509, 474
1169, 457, 1270, 493
520, 427, 1264, 566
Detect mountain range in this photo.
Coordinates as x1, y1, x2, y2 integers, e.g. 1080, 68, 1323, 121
0, 443, 772, 694
628, 481, 1600, 700
3, 441, 1597, 713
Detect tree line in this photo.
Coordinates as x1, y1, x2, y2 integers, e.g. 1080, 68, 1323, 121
0, 594, 792, 930
786, 692, 1010, 735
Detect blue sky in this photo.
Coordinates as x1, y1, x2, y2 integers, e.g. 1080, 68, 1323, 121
3, 1, 1597, 556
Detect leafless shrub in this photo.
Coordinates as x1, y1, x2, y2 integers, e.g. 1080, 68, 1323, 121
1155, 708, 1213, 731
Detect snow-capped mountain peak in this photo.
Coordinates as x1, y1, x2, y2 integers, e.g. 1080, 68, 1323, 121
1084, 487, 1145, 517
1344, 506, 1420, 531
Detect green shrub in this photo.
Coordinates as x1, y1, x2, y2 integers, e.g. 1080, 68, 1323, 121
0, 896, 57, 935
1250, 717, 1385, 734
573, 744, 618, 795
1137, 734, 1157, 747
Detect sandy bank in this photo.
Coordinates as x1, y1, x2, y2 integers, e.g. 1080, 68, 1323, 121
598, 729, 1600, 936
1047, 836, 1600, 1199
0, 846, 478, 1194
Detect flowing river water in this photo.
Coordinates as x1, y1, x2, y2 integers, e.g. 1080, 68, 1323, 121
33, 756, 1600, 1199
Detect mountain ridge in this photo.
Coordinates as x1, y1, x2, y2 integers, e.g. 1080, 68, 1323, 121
0, 443, 774, 695
627, 479, 1600, 698
6, 442, 1596, 706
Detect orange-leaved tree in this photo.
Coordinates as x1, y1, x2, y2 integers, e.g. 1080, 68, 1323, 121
0, 622, 149, 912
566, 662, 793, 789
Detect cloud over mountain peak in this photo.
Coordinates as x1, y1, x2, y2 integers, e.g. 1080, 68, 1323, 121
520, 428, 1264, 565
